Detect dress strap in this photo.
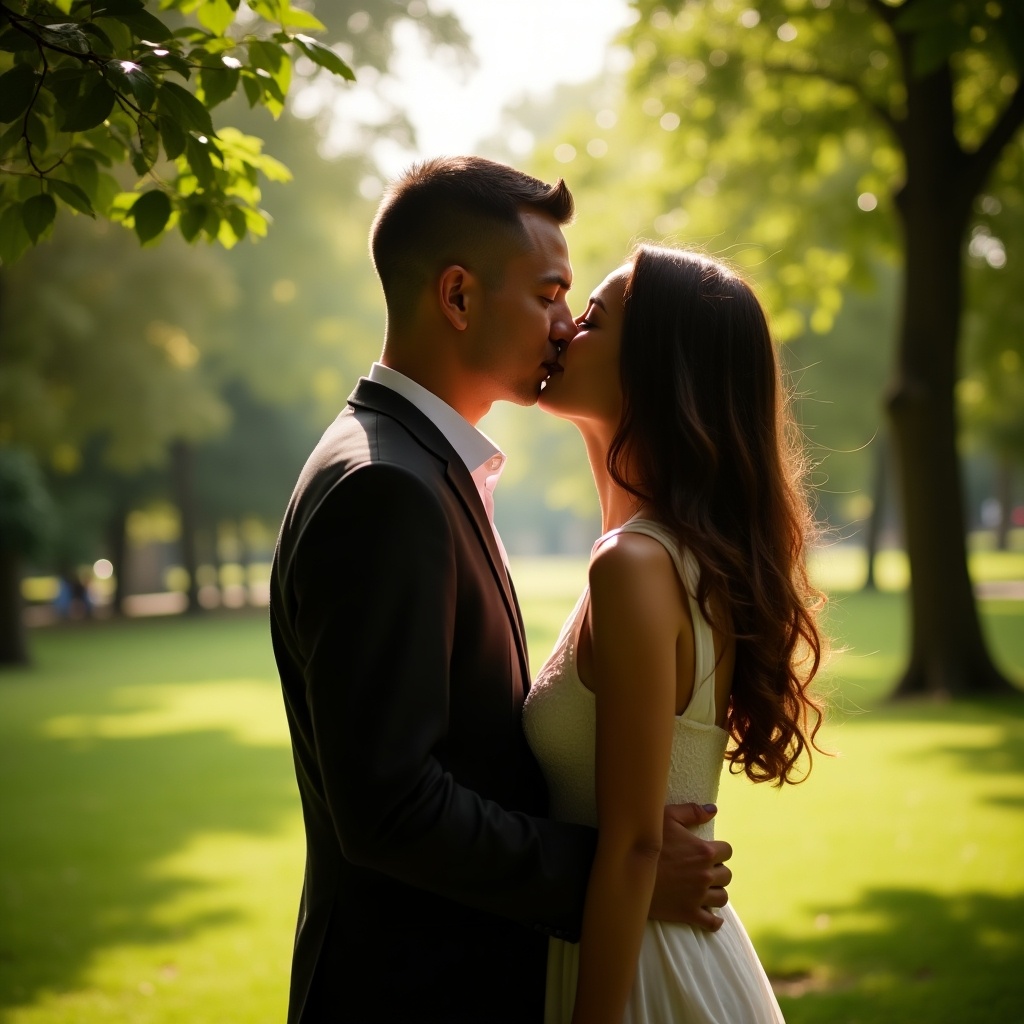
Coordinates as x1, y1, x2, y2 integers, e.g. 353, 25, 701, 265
598, 519, 718, 726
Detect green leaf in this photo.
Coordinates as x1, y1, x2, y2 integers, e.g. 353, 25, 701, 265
130, 116, 160, 174
38, 22, 90, 54
158, 81, 215, 135
105, 60, 157, 111
138, 48, 193, 79
225, 203, 246, 241
0, 202, 31, 264
0, 121, 22, 158
66, 154, 99, 200
47, 178, 95, 216
25, 111, 47, 151
120, 9, 174, 43
92, 171, 121, 215
159, 113, 187, 159
179, 200, 207, 242
92, 0, 145, 14
0, 64, 37, 124
247, 38, 285, 73
202, 204, 221, 240
0, 26, 37, 53
185, 133, 216, 189
90, 16, 133, 56
199, 63, 240, 108
22, 193, 56, 242
241, 72, 261, 107
197, 0, 236, 35
62, 77, 116, 132
131, 189, 171, 243
45, 65, 87, 110
293, 35, 355, 81
277, 5, 325, 31
82, 20, 115, 55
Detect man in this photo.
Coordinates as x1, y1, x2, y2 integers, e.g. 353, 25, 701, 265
270, 157, 732, 1024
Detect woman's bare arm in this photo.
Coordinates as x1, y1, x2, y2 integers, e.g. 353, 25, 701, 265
570, 532, 692, 1024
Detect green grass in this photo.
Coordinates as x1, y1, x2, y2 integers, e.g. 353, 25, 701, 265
1, 553, 1023, 1024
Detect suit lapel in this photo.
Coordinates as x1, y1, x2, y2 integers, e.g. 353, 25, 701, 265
348, 380, 531, 683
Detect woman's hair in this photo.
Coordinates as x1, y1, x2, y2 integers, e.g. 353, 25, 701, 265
609, 244, 826, 785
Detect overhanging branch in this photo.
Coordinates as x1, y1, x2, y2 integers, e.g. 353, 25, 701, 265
760, 59, 905, 145
961, 82, 1024, 201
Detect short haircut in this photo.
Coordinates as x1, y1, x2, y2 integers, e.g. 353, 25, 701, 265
370, 156, 574, 323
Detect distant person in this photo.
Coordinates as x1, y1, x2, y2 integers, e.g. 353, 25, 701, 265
55, 567, 93, 620
525, 245, 827, 1023
270, 160, 734, 1023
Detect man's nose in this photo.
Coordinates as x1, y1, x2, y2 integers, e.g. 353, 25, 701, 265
549, 298, 575, 345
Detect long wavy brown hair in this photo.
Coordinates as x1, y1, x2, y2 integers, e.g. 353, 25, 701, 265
608, 244, 826, 785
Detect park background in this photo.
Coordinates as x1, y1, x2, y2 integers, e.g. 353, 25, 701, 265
1, 1, 1022, 1022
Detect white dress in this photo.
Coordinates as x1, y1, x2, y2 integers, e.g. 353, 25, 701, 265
522, 519, 784, 1024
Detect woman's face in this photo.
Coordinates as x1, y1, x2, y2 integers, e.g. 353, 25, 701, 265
538, 264, 629, 428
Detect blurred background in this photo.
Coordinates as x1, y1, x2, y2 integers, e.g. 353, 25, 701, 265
1, 1, 1022, 1022
1, 0, 1021, 622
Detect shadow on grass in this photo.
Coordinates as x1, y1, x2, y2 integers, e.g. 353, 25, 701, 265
763, 887, 1024, 1024
0, 614, 298, 1013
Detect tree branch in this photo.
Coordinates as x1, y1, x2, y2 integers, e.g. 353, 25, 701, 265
760, 59, 905, 145
864, 0, 900, 26
961, 82, 1024, 201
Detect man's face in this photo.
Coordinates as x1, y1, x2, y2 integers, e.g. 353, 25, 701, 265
468, 209, 575, 406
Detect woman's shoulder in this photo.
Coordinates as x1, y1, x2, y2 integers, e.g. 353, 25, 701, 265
589, 527, 683, 607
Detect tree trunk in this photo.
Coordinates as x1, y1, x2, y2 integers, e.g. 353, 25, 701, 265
171, 440, 202, 614
994, 456, 1012, 553
888, 62, 1014, 698
106, 501, 129, 616
0, 549, 29, 666
862, 432, 889, 591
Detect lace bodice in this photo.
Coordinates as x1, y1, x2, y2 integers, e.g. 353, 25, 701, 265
522, 519, 729, 841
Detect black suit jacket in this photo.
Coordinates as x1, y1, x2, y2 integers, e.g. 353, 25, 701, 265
271, 380, 597, 1024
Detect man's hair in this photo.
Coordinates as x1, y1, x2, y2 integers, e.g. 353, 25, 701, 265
370, 156, 574, 323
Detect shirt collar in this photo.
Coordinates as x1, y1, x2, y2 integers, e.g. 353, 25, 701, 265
368, 362, 505, 477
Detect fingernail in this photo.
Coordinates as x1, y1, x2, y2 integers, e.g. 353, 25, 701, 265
702, 803, 717, 814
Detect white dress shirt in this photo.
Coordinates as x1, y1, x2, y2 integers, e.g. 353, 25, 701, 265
368, 362, 509, 565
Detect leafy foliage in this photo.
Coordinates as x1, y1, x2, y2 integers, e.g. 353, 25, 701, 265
0, 0, 354, 262
0, 446, 54, 556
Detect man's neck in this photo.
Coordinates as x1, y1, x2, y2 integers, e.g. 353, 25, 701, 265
378, 348, 489, 425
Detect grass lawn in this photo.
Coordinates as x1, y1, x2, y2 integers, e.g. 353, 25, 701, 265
1, 553, 1023, 1023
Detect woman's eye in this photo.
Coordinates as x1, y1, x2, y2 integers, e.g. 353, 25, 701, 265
576, 318, 595, 330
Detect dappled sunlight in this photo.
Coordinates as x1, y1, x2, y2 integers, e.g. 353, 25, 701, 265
41, 680, 290, 747
0, 618, 302, 1022
760, 889, 1024, 1023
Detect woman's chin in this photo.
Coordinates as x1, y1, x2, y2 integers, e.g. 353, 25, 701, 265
538, 378, 568, 414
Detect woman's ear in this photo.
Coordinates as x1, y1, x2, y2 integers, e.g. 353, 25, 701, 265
437, 265, 477, 331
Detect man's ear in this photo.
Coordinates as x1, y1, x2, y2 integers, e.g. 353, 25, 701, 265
437, 265, 477, 331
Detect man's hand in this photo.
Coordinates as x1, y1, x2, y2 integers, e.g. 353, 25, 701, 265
648, 803, 733, 931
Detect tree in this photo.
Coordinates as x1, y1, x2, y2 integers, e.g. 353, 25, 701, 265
0, 0, 355, 261
0, 447, 54, 664
525, 0, 1023, 697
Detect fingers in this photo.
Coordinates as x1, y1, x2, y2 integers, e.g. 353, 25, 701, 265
664, 801, 717, 829
707, 839, 733, 864
691, 907, 725, 932
709, 862, 732, 890
703, 885, 729, 909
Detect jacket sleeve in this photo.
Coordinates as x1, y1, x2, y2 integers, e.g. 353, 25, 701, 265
288, 460, 595, 938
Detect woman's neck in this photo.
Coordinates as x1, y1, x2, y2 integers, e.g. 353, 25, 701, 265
580, 427, 645, 534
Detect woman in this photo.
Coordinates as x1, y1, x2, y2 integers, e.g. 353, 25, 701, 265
522, 245, 826, 1024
